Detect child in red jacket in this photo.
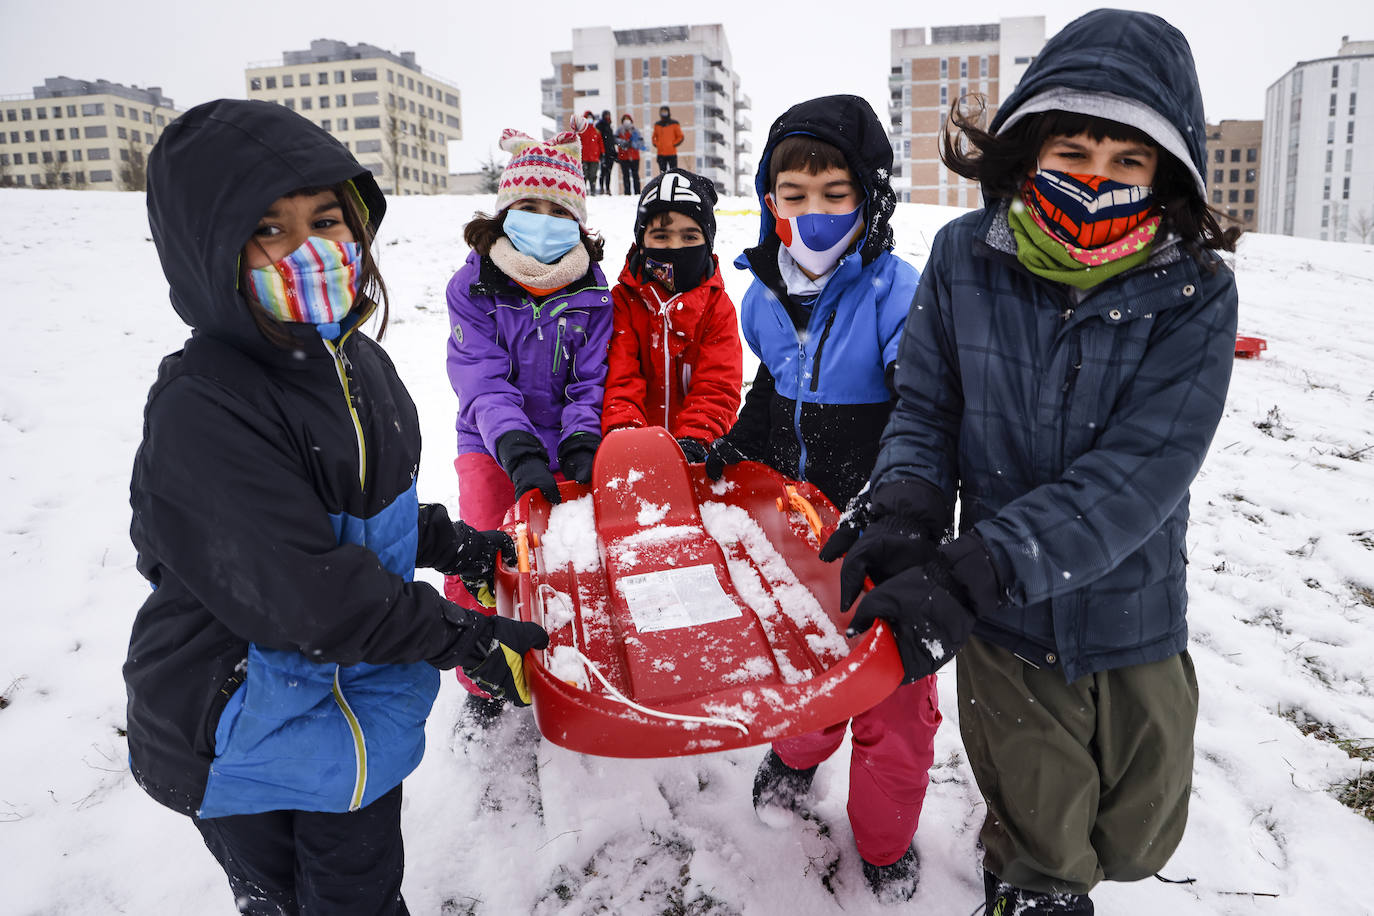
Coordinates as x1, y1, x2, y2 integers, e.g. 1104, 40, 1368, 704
602, 169, 742, 459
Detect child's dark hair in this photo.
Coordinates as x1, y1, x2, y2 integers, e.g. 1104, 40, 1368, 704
767, 135, 851, 192
463, 210, 605, 262
941, 96, 1240, 258
246, 181, 390, 346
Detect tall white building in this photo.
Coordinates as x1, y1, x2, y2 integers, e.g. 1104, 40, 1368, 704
245, 39, 462, 196
0, 77, 179, 190
888, 18, 1045, 205
1260, 37, 1374, 242
543, 24, 750, 195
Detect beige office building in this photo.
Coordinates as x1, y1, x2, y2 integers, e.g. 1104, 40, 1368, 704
888, 18, 1046, 205
0, 77, 179, 190
543, 24, 751, 195
1204, 120, 1263, 233
246, 39, 461, 196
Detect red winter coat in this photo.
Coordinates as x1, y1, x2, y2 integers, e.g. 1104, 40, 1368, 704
602, 248, 743, 442
576, 118, 603, 162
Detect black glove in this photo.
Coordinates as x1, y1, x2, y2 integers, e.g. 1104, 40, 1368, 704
435, 608, 550, 705
433, 522, 515, 608
837, 520, 938, 614
676, 437, 708, 463
818, 488, 872, 562
704, 436, 749, 481
557, 432, 601, 485
496, 430, 561, 505
847, 553, 977, 683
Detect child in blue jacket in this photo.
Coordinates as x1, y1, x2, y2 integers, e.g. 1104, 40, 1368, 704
707, 94, 934, 903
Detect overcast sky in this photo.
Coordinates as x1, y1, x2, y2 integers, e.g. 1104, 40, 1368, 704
3, 0, 1371, 175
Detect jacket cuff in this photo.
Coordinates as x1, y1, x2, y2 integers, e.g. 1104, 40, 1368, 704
557, 432, 601, 463
937, 532, 1003, 618
495, 430, 548, 475
870, 477, 952, 541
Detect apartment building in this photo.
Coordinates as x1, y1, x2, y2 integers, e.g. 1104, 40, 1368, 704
888, 18, 1046, 206
246, 39, 461, 196
1204, 120, 1263, 233
1260, 36, 1374, 242
0, 77, 179, 190
543, 24, 750, 195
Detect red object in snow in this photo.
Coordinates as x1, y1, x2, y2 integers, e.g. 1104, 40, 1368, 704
495, 427, 903, 758
1235, 335, 1268, 358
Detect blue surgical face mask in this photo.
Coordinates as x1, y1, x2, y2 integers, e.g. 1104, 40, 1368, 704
503, 208, 582, 264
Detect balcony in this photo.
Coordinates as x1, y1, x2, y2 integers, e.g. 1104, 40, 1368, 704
735, 112, 752, 133
736, 137, 752, 155
703, 80, 726, 98
736, 93, 751, 111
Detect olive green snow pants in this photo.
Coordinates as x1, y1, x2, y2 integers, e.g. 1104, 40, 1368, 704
957, 634, 1198, 896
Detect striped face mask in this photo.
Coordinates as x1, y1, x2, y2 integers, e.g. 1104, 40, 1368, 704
245, 237, 362, 325
1024, 169, 1154, 249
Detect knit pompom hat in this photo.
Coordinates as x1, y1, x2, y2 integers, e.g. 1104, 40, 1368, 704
495, 129, 587, 224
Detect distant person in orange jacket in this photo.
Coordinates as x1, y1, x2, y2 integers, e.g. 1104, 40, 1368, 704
651, 106, 684, 173
573, 111, 604, 195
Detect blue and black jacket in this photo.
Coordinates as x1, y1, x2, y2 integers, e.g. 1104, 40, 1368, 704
730, 95, 919, 509
126, 100, 484, 818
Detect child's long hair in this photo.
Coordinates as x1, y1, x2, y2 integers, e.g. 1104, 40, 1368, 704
463, 210, 606, 262
941, 96, 1240, 259
246, 181, 390, 345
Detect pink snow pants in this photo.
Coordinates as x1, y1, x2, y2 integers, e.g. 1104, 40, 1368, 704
772, 674, 941, 866
444, 452, 565, 696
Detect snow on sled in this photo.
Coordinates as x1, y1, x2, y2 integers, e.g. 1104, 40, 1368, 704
494, 426, 903, 758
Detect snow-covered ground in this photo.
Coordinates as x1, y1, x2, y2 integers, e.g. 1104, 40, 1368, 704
2, 187, 1372, 914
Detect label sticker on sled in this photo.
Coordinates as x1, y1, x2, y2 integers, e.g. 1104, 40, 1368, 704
619, 564, 742, 633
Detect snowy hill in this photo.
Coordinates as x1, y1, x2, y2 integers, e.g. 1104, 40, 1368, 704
1, 188, 1372, 914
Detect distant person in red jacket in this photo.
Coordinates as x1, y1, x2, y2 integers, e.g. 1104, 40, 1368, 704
602, 168, 742, 460
615, 114, 647, 196
651, 106, 684, 173
573, 111, 604, 195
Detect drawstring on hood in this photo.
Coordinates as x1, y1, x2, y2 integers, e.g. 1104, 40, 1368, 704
146, 99, 386, 357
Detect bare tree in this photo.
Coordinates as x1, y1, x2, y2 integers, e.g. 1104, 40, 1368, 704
39, 147, 64, 189
383, 103, 404, 196
478, 151, 503, 194
0, 153, 12, 188
1350, 208, 1374, 244
119, 135, 147, 192
416, 110, 432, 195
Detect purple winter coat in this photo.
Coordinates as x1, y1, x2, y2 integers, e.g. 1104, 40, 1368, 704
446, 249, 613, 470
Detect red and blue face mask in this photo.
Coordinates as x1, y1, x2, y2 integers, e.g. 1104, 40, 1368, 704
772, 203, 864, 277
1023, 169, 1154, 249
245, 237, 362, 325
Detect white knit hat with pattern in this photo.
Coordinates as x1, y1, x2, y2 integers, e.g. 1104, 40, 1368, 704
495, 129, 587, 224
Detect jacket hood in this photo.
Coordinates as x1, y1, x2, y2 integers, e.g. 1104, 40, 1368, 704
989, 9, 1207, 197
752, 94, 896, 264
146, 99, 386, 353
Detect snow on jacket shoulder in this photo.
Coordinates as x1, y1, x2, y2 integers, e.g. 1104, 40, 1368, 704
872, 206, 1238, 681
446, 248, 613, 466
601, 249, 743, 441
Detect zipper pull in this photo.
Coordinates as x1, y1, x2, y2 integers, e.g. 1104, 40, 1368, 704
1061, 307, 1075, 322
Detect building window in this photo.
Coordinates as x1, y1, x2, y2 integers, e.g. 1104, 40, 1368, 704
352, 68, 377, 82
90, 169, 113, 182
352, 92, 379, 106
1212, 189, 1222, 204
81, 103, 104, 116
353, 116, 379, 129
1246, 147, 1257, 162
300, 73, 311, 87
284, 99, 295, 111
1212, 168, 1222, 184
335, 70, 345, 84
319, 71, 329, 85
1228, 189, 1239, 202
406, 77, 415, 90
71, 127, 79, 139
117, 126, 128, 139
66, 105, 76, 117
939, 58, 948, 78
1243, 208, 1254, 222
1229, 148, 1240, 162
321, 119, 331, 131
86, 125, 108, 139
23, 130, 34, 142
283, 75, 294, 88
1246, 168, 1256, 182
143, 111, 151, 123
980, 56, 988, 78
940, 85, 947, 107
301, 98, 312, 110
249, 77, 262, 91
1330, 92, 1338, 116
1228, 168, 1238, 182
88, 147, 110, 160
265, 76, 276, 89
960, 59, 968, 79
1244, 189, 1254, 203
320, 96, 330, 108
71, 149, 81, 161
21, 108, 31, 120
1328, 122, 1335, 144
355, 139, 381, 153
1350, 93, 1358, 115
1331, 64, 1339, 87
1213, 149, 1223, 163
1348, 122, 1355, 143
39, 129, 49, 141
336, 95, 347, 107
54, 128, 64, 140
337, 118, 348, 130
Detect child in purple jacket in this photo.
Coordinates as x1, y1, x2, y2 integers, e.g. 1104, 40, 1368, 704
444, 129, 612, 717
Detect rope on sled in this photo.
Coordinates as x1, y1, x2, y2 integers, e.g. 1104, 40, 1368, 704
538, 584, 751, 737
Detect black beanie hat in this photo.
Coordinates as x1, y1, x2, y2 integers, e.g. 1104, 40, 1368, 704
634, 168, 718, 252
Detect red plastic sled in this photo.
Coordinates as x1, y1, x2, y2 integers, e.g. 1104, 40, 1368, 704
495, 427, 903, 758
1235, 335, 1268, 358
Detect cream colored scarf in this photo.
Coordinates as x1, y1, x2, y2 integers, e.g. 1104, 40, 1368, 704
489, 236, 590, 295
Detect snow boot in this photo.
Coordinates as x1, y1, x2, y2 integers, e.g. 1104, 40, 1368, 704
863, 844, 920, 903
460, 692, 506, 728
984, 869, 1093, 914
751, 749, 819, 814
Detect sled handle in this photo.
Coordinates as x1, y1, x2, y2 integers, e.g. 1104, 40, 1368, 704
776, 485, 823, 539
516, 523, 531, 574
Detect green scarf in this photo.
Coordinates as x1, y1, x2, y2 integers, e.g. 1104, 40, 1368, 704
1007, 201, 1156, 290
